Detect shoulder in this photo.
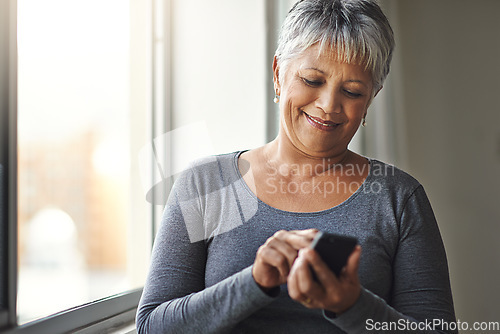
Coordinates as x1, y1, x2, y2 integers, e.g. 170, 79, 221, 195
368, 158, 421, 192
180, 151, 242, 179
363, 159, 437, 230
363, 158, 426, 210
167, 151, 252, 242
171, 151, 244, 198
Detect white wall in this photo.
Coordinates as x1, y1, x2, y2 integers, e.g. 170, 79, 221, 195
392, 0, 500, 325
170, 0, 267, 155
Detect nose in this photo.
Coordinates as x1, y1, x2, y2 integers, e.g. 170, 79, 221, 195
316, 89, 341, 114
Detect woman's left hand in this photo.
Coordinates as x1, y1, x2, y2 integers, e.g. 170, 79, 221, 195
287, 245, 362, 314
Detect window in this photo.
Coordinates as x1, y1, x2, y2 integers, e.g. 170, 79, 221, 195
1, 0, 154, 332
1, 0, 277, 332
16, 0, 150, 324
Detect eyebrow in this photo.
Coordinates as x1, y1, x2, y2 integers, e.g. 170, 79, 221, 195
304, 67, 369, 88
346, 79, 369, 88
304, 67, 326, 74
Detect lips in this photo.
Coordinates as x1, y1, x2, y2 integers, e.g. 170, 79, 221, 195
304, 112, 340, 131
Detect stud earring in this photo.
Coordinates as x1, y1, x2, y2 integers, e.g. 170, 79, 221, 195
273, 94, 280, 104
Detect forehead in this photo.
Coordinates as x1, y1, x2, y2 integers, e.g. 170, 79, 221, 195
293, 44, 372, 79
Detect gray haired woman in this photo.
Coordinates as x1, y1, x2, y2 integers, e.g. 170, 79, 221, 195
137, 0, 456, 333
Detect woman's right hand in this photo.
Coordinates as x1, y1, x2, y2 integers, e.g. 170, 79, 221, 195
252, 229, 318, 290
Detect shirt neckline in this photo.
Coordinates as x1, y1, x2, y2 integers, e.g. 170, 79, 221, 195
231, 150, 374, 217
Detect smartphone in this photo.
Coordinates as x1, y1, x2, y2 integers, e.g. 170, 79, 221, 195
310, 231, 358, 277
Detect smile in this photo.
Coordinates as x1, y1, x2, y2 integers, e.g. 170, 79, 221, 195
304, 112, 339, 131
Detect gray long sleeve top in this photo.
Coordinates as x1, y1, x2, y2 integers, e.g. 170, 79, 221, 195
136, 151, 456, 333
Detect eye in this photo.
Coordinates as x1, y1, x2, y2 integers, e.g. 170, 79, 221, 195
302, 78, 323, 87
343, 89, 362, 98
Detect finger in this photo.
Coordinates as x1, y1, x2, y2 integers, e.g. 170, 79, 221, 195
287, 256, 311, 305
257, 245, 291, 280
289, 250, 324, 307
290, 229, 319, 238
301, 248, 339, 288
294, 254, 315, 293
265, 237, 300, 269
286, 260, 301, 300
295, 254, 324, 298
289, 229, 319, 245
343, 245, 361, 280
274, 229, 318, 250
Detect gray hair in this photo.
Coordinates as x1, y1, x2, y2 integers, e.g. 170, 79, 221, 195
275, 0, 395, 93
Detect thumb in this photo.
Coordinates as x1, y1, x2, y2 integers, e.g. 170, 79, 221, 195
343, 245, 361, 280
301, 248, 339, 286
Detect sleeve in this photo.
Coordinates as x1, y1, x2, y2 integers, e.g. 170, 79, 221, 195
135, 171, 276, 334
324, 185, 457, 333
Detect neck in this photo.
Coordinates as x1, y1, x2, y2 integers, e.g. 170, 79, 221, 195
264, 136, 352, 177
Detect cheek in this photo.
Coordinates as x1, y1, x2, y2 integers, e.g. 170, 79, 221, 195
279, 91, 308, 138
348, 99, 370, 117
282, 79, 314, 104
280, 89, 299, 117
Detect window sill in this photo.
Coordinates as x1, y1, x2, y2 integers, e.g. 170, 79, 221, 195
2, 289, 141, 334
72, 309, 137, 334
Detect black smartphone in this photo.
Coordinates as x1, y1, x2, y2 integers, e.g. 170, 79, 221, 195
310, 231, 358, 277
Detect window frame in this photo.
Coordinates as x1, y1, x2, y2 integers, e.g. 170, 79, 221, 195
0, 0, 168, 332
1, 0, 19, 330
1, 290, 142, 334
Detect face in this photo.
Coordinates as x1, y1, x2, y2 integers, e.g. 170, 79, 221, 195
274, 44, 375, 159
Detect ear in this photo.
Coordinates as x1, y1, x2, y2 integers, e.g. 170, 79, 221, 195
272, 56, 281, 95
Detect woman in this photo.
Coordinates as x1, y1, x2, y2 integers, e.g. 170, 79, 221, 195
136, 0, 456, 333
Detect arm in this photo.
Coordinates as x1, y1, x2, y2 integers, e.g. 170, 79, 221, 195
288, 185, 457, 333
331, 185, 456, 333
135, 178, 276, 334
